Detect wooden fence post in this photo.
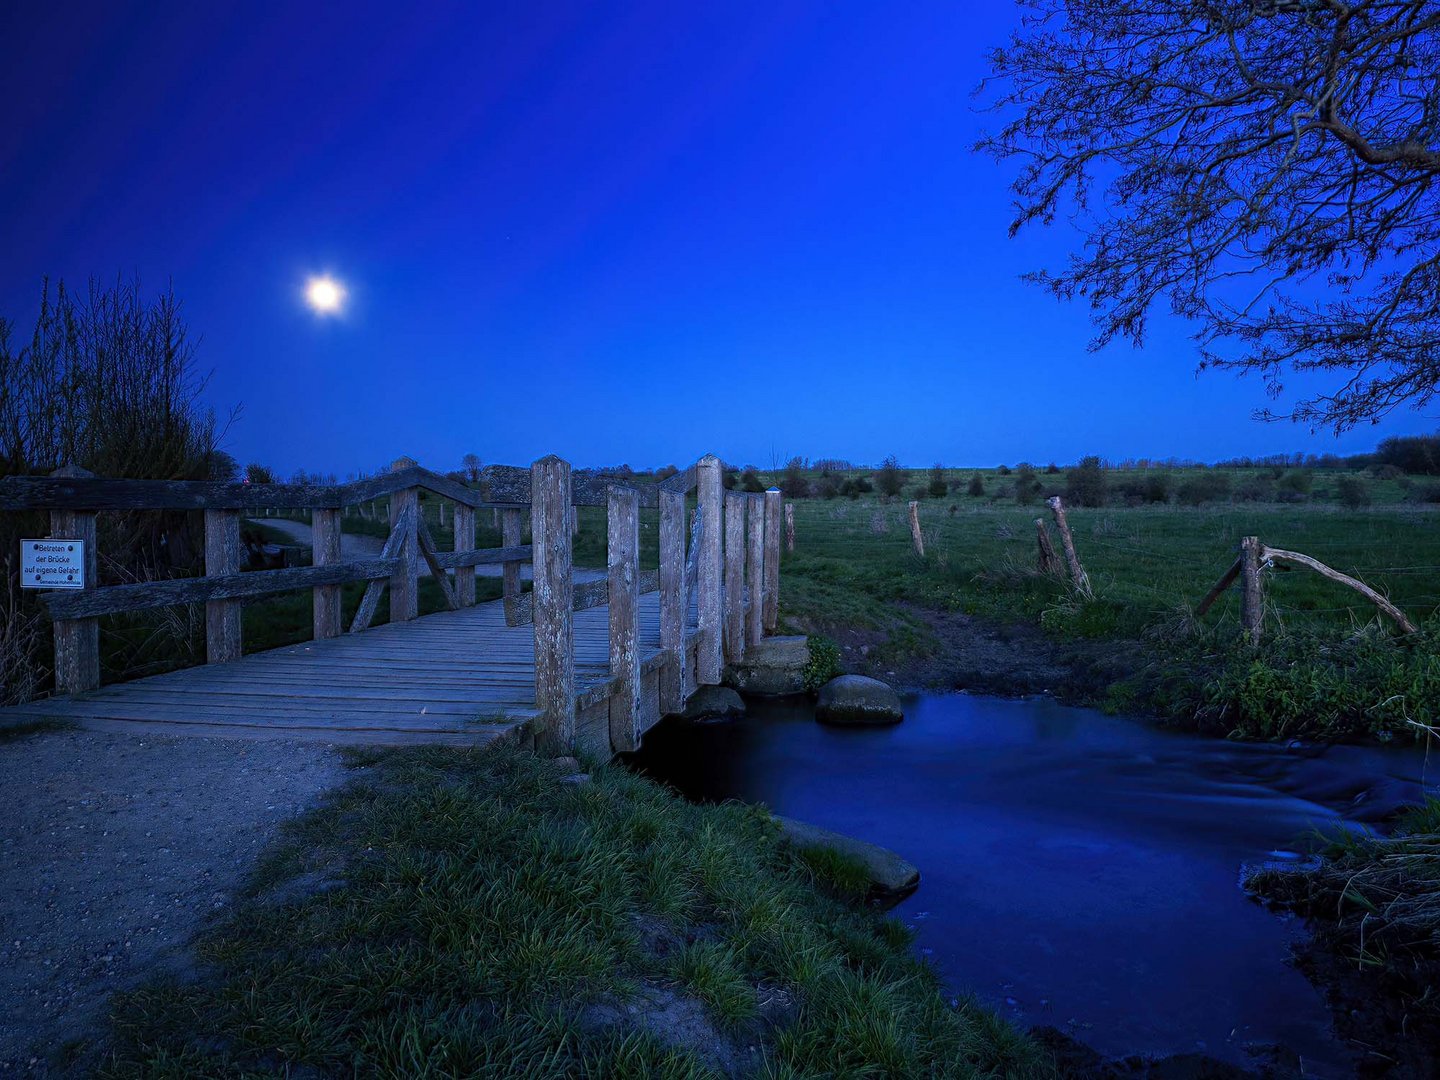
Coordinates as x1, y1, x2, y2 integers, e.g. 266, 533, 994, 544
204, 509, 242, 662
48, 465, 99, 694
1035, 518, 1060, 576
696, 455, 723, 685
723, 490, 746, 664
785, 503, 795, 552
1240, 535, 1263, 647
608, 485, 641, 752
746, 494, 763, 650
659, 488, 687, 715
531, 455, 575, 755
762, 489, 781, 634
453, 503, 476, 607
907, 500, 924, 557
501, 508, 523, 625
1046, 496, 1092, 599
389, 461, 419, 623
311, 507, 342, 638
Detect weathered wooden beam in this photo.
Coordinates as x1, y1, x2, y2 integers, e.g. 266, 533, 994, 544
416, 519, 461, 611
762, 489, 781, 633
502, 508, 524, 626
48, 466, 99, 694
696, 455, 723, 685
608, 485, 642, 753
350, 506, 413, 633
1046, 496, 1092, 599
427, 543, 532, 569
1262, 545, 1418, 635
203, 509, 243, 664
2, 474, 342, 512
785, 503, 795, 552
907, 500, 925, 557
659, 488, 687, 715
389, 465, 419, 624
1240, 535, 1264, 647
1035, 518, 1061, 576
46, 558, 400, 620
723, 490, 746, 664
745, 494, 764, 650
312, 508, 343, 638
453, 504, 476, 607
1195, 556, 1242, 618
531, 455, 576, 755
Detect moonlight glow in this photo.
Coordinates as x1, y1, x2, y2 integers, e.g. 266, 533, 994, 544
304, 275, 346, 315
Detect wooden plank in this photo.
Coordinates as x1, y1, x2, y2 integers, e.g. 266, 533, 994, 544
48, 466, 99, 694
389, 472, 419, 623
350, 506, 412, 633
312, 507, 343, 638
205, 509, 243, 663
502, 508, 523, 625
452, 504, 476, 607
658, 488, 686, 715
723, 490, 746, 664
696, 454, 723, 685
607, 485, 641, 752
2, 474, 342, 512
531, 455, 575, 755
417, 519, 461, 610
1241, 535, 1263, 647
746, 494, 763, 650
763, 489, 781, 633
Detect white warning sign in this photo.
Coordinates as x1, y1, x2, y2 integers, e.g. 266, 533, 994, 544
21, 539, 86, 589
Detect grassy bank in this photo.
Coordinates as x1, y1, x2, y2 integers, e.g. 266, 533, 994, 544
96, 743, 1044, 1079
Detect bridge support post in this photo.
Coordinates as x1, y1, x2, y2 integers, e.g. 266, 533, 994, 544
607, 485, 641, 752
389, 462, 419, 623
204, 509, 242, 662
311, 508, 342, 638
762, 489, 781, 634
531, 455, 575, 755
658, 488, 687, 715
501, 508, 523, 625
49, 465, 99, 694
696, 455, 723, 684
746, 494, 763, 651
453, 504, 476, 607
723, 491, 746, 664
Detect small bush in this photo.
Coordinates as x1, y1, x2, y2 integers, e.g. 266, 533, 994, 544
740, 466, 767, 494
927, 464, 948, 499
967, 473, 984, 497
876, 456, 905, 498
1012, 463, 1042, 505
1176, 471, 1232, 506
1065, 455, 1108, 507
780, 458, 809, 498
1335, 475, 1372, 509
1276, 469, 1314, 501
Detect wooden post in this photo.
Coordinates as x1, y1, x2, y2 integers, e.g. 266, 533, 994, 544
438, 500, 447, 528
204, 509, 242, 662
723, 490, 746, 664
453, 504, 476, 607
388, 461, 419, 623
501, 507, 523, 624
1261, 544, 1418, 635
311, 507, 342, 638
1035, 518, 1061, 576
607, 485, 641, 752
1046, 496, 1092, 599
659, 488, 687, 715
1240, 535, 1263, 647
48, 466, 99, 694
907, 500, 924, 557
746, 494, 763, 650
762, 489, 781, 634
696, 455, 723, 685
784, 503, 795, 552
531, 455, 575, 755
1195, 556, 1243, 618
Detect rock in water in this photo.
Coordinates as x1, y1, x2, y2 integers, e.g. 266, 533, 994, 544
774, 816, 919, 898
815, 675, 903, 725
723, 635, 810, 696
678, 685, 746, 723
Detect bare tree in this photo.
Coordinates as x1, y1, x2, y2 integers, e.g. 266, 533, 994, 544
981, 1, 1440, 431
462, 452, 482, 484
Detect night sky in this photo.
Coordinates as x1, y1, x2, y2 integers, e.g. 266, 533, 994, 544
3, 2, 1434, 477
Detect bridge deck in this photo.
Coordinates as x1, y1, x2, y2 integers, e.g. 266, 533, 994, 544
3, 593, 682, 746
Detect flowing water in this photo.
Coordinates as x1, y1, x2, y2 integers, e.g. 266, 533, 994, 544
627, 692, 1434, 1076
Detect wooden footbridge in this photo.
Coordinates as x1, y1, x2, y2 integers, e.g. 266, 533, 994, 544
1, 456, 784, 756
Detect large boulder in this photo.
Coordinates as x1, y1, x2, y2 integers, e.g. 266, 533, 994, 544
774, 816, 919, 899
678, 685, 746, 723
723, 635, 810, 696
815, 675, 903, 726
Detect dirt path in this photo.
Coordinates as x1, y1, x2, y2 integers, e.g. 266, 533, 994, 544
0, 727, 347, 1075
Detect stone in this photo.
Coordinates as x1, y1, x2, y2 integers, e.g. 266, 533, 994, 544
815, 675, 903, 726
774, 816, 919, 898
723, 635, 809, 696
678, 685, 746, 723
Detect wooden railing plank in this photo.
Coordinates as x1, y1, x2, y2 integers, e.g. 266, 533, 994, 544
658, 488, 687, 715
389, 468, 419, 623
762, 489, 781, 634
204, 509, 243, 663
696, 455, 723, 685
312, 508, 343, 639
416, 519, 461, 610
350, 506, 414, 633
48, 465, 99, 693
607, 485, 641, 752
502, 508, 524, 626
723, 490, 746, 664
453, 504, 476, 607
531, 455, 576, 755
745, 494, 763, 650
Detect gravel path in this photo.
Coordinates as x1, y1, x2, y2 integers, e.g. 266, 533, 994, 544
0, 727, 347, 1074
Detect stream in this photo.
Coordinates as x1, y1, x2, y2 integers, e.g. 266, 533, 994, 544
626, 692, 1434, 1076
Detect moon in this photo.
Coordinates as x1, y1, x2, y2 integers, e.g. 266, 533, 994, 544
304, 275, 346, 315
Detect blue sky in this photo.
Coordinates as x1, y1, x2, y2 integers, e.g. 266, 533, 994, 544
2, 1, 1434, 477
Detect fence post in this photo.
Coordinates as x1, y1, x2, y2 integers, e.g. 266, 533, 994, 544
1046, 496, 1092, 599
907, 500, 925, 557
696, 455, 723, 685
608, 485, 641, 752
204, 509, 242, 662
724, 490, 746, 664
312, 507, 342, 638
502, 508, 523, 624
453, 503, 476, 607
1240, 535, 1264, 647
763, 489, 781, 633
785, 503, 795, 552
389, 461, 419, 623
659, 488, 687, 715
746, 494, 763, 650
48, 465, 99, 694
531, 455, 575, 755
